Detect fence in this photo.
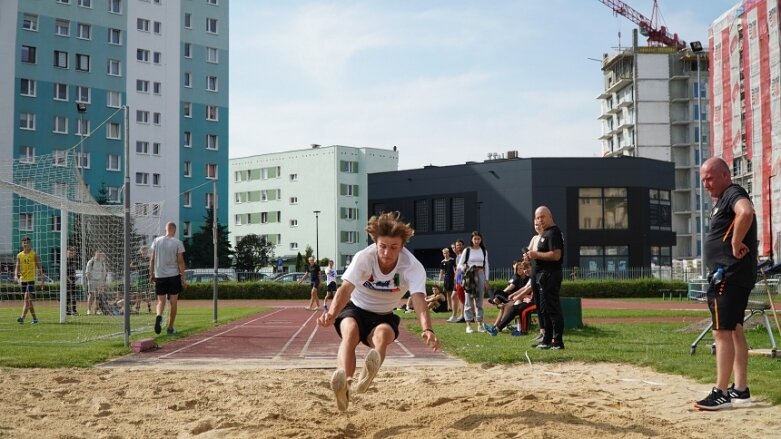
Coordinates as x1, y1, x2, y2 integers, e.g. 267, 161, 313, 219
424, 266, 703, 283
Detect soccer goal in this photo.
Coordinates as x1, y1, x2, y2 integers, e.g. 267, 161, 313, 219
0, 147, 162, 343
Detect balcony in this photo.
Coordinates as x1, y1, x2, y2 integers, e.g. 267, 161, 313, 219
604, 77, 633, 95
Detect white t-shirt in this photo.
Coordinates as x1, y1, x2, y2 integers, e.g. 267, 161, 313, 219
150, 235, 185, 278
325, 266, 337, 283
343, 244, 427, 313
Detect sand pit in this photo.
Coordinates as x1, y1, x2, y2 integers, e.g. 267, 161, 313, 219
1, 362, 780, 438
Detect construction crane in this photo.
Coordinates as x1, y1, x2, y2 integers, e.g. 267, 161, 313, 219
597, 0, 686, 50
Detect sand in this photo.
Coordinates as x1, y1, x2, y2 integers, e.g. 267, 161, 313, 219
1, 362, 780, 438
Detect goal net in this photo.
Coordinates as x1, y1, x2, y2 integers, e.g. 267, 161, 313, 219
0, 147, 162, 343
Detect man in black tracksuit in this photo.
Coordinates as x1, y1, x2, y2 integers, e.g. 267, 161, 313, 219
525, 206, 565, 350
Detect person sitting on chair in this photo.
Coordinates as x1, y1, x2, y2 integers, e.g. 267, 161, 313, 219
485, 262, 535, 336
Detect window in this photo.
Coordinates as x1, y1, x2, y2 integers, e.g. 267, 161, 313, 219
136, 110, 150, 124
108, 28, 122, 45
136, 48, 150, 62
107, 122, 121, 139
107, 59, 121, 76
290, 219, 298, 227
340, 184, 359, 197
106, 187, 120, 203
153, 112, 161, 125
108, 0, 121, 14
136, 80, 150, 93
205, 192, 215, 208
78, 0, 92, 7
290, 173, 298, 181
54, 50, 68, 68
77, 23, 91, 39
183, 191, 192, 207
21, 46, 37, 63
206, 18, 218, 34
651, 246, 672, 267
578, 246, 629, 274
183, 222, 192, 237
207, 0, 218, 4
54, 151, 67, 167
290, 197, 298, 204
578, 188, 628, 230
206, 47, 219, 63
23, 14, 38, 31
20, 146, 35, 163
183, 102, 192, 117
341, 231, 359, 244
153, 52, 161, 64
136, 141, 150, 154
76, 152, 90, 169
19, 213, 33, 231
20, 78, 36, 97
76, 53, 90, 71
206, 76, 218, 91
184, 72, 192, 87
152, 142, 161, 155
341, 207, 359, 220
414, 200, 429, 232
183, 131, 192, 147
107, 154, 120, 171
649, 189, 672, 231
55, 19, 70, 37
152, 173, 161, 186
135, 172, 149, 185
153, 21, 161, 34
19, 113, 36, 130
76, 86, 90, 103
206, 105, 218, 121
340, 160, 359, 173
56, 0, 71, 3
184, 13, 192, 28
153, 82, 161, 94
184, 43, 192, 58
107, 90, 121, 108
433, 198, 447, 231
137, 18, 150, 32
206, 163, 218, 179
76, 118, 90, 136
183, 161, 192, 177
206, 134, 218, 150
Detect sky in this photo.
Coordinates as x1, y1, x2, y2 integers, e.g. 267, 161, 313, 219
229, 0, 740, 170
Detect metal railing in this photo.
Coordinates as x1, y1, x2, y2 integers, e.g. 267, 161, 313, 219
424, 266, 703, 283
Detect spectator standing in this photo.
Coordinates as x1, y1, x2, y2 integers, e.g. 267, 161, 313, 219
694, 157, 757, 411
525, 206, 565, 350
323, 259, 337, 311
461, 231, 490, 333
299, 256, 322, 311
450, 240, 466, 323
150, 222, 186, 335
15, 236, 44, 324
439, 247, 457, 321
85, 251, 108, 315
526, 224, 545, 342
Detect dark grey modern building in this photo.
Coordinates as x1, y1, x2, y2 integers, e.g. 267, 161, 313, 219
368, 156, 675, 275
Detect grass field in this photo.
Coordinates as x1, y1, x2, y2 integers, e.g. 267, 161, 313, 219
2, 299, 779, 404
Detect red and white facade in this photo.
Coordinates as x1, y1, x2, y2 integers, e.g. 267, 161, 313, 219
709, 0, 781, 259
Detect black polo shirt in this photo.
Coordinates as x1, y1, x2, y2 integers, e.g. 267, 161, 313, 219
535, 225, 564, 272
704, 184, 757, 289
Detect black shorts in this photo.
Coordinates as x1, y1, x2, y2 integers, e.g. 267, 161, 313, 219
155, 275, 183, 296
707, 280, 751, 330
443, 277, 455, 292
335, 302, 400, 347
20, 281, 35, 294
310, 280, 321, 289
327, 281, 337, 292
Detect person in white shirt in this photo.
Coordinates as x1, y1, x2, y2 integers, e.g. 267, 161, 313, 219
460, 231, 490, 333
318, 211, 441, 411
149, 222, 186, 335
323, 259, 338, 311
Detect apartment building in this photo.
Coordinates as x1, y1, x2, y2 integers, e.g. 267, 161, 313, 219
597, 30, 710, 260
709, 0, 781, 260
229, 145, 398, 271
0, 0, 228, 262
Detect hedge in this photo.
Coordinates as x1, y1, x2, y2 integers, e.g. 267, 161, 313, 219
179, 279, 690, 301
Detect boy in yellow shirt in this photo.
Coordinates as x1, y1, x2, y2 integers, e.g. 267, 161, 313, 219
15, 236, 44, 324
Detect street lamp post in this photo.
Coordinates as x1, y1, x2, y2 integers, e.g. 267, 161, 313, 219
691, 41, 706, 279
313, 210, 321, 262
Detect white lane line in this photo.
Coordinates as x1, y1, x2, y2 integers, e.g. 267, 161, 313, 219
272, 309, 321, 359
299, 319, 321, 357
160, 308, 285, 359
392, 339, 415, 358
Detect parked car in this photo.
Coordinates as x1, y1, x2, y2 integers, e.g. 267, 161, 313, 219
188, 273, 233, 283
272, 272, 306, 283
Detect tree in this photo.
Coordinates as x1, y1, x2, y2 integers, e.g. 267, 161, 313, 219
184, 208, 234, 268
234, 234, 275, 272
296, 246, 314, 271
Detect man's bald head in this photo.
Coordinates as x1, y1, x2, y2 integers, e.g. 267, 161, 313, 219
701, 157, 732, 199
534, 206, 554, 230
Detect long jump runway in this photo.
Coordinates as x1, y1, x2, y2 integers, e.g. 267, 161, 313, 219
102, 305, 464, 370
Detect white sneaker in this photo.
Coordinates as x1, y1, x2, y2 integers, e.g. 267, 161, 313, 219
465, 324, 474, 334
355, 349, 381, 393
330, 369, 349, 412
477, 323, 485, 333
446, 316, 455, 322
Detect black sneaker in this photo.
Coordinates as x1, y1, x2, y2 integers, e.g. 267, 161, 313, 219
727, 384, 751, 404
154, 315, 162, 334
694, 387, 732, 411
